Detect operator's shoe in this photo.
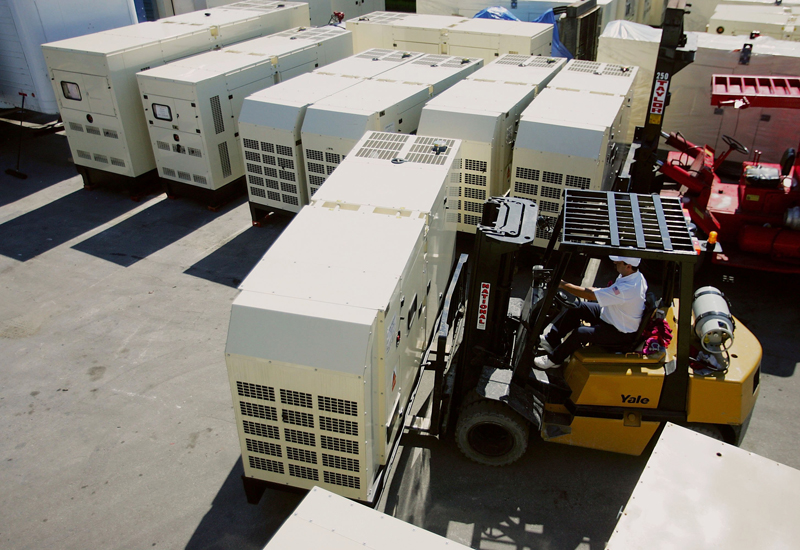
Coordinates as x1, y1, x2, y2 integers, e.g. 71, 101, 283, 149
539, 334, 555, 355
533, 355, 559, 370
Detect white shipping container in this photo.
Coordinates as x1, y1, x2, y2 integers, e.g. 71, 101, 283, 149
239, 49, 428, 220
708, 4, 800, 41
418, 54, 567, 233
226, 132, 460, 501
597, 20, 800, 164
345, 11, 553, 62
300, 53, 482, 200
136, 26, 352, 198
510, 86, 630, 245
0, 0, 137, 114
42, 0, 309, 185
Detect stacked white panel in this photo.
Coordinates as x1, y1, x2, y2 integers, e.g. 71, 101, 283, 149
226, 132, 460, 501
547, 59, 638, 142
136, 26, 352, 192
597, 20, 800, 164
42, 0, 310, 180
300, 53, 481, 200
345, 11, 553, 62
510, 87, 629, 246
239, 49, 428, 217
162, 0, 385, 25
418, 54, 567, 233
708, 4, 800, 41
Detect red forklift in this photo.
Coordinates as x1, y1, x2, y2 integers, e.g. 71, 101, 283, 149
658, 74, 800, 273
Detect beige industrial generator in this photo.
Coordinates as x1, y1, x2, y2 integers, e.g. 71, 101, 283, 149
136, 26, 352, 205
345, 11, 553, 62
238, 49, 428, 222
42, 0, 309, 190
418, 54, 567, 233
708, 4, 800, 41
300, 54, 482, 200
225, 131, 460, 502
510, 86, 632, 246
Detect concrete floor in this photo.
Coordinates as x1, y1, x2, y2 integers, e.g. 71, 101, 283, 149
1, 117, 798, 550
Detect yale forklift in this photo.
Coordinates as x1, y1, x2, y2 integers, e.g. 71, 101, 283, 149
423, 190, 761, 465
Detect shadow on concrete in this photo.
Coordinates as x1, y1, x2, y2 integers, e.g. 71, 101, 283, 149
72, 196, 244, 267
0, 187, 143, 261
0, 116, 76, 207
184, 458, 303, 550
695, 263, 799, 377
184, 216, 291, 288
383, 433, 650, 550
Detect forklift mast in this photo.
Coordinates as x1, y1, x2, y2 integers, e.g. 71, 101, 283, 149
627, 0, 695, 194
450, 197, 538, 415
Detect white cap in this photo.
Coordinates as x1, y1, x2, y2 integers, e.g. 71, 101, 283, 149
609, 255, 641, 267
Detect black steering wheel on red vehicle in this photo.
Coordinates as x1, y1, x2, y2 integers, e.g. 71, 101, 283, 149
722, 134, 749, 155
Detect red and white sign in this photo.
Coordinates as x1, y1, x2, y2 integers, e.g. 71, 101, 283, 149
650, 79, 669, 115
477, 282, 490, 330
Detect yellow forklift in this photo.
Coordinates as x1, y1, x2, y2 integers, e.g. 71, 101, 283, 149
425, 190, 761, 465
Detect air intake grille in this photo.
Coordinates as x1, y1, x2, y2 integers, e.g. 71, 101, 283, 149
218, 142, 232, 178
238, 382, 275, 402
282, 409, 314, 428
69, 122, 84, 132
515, 182, 538, 196
322, 454, 359, 472
289, 464, 319, 481
77, 150, 91, 160
516, 167, 540, 181
324, 471, 360, 489
249, 455, 284, 474
465, 159, 487, 173
111, 157, 126, 167
566, 175, 591, 189
321, 435, 359, 455
281, 389, 312, 408
241, 401, 277, 421
210, 95, 224, 134
320, 416, 358, 436
496, 54, 534, 65
157, 141, 170, 151
318, 396, 357, 417
287, 447, 317, 464
86, 126, 101, 136
243, 420, 279, 440
284, 428, 315, 447
246, 438, 282, 458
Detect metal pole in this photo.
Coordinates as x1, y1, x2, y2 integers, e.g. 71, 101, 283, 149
5, 92, 28, 180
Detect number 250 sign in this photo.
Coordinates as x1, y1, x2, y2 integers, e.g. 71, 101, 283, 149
649, 73, 670, 125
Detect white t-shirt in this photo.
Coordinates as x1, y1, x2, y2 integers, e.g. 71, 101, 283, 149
594, 271, 648, 333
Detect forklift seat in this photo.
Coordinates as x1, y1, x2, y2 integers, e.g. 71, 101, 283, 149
589, 291, 662, 357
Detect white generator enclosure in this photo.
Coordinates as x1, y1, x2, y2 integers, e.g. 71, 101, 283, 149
510, 87, 629, 245
708, 4, 800, 41
300, 54, 481, 200
225, 132, 460, 501
137, 26, 352, 193
547, 59, 638, 142
265, 487, 473, 549
345, 11, 553, 62
598, 20, 800, 164
160, 0, 386, 26
42, 0, 310, 181
0, 0, 137, 114
239, 49, 427, 218
418, 54, 567, 233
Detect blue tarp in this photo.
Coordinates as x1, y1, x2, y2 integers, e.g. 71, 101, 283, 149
473, 7, 572, 59
533, 9, 573, 59
473, 6, 521, 20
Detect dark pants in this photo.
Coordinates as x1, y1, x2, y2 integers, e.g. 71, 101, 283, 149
544, 302, 637, 364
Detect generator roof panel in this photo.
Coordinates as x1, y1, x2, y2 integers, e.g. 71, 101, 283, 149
239, 206, 426, 309
374, 54, 483, 84
711, 3, 798, 25
315, 50, 427, 78
468, 54, 567, 87
241, 72, 363, 114
41, 2, 306, 54
547, 60, 638, 96
423, 79, 536, 115
348, 12, 468, 28
520, 87, 624, 128
451, 18, 553, 38
308, 79, 430, 112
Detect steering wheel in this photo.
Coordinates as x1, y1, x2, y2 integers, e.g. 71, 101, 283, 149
555, 289, 580, 310
722, 134, 749, 155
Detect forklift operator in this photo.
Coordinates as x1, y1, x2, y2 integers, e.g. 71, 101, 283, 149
533, 256, 648, 370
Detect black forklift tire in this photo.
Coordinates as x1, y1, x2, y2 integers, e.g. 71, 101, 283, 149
455, 400, 530, 466
685, 423, 725, 442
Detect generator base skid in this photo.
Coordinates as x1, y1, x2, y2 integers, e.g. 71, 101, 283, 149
163, 176, 245, 211
77, 166, 162, 201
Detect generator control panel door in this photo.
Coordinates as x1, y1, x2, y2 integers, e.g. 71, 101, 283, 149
53, 70, 115, 117
147, 96, 179, 130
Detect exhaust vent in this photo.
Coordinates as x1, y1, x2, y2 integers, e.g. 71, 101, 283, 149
210, 95, 225, 134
